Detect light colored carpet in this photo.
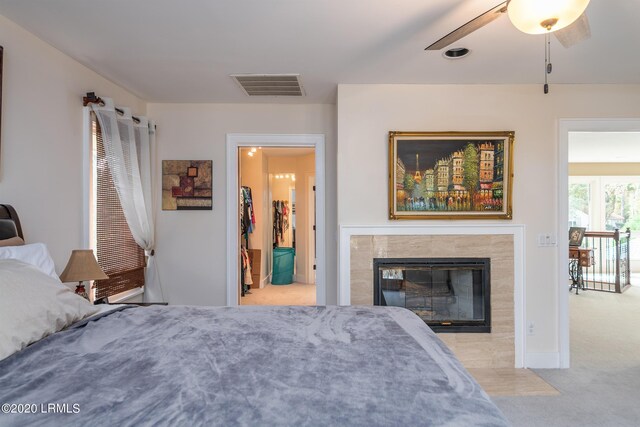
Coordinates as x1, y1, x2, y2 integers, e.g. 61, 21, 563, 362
494, 286, 640, 426
241, 282, 316, 306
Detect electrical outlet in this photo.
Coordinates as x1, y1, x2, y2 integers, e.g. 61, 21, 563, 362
528, 321, 535, 336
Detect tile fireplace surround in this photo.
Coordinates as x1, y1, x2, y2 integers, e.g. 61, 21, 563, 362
339, 225, 525, 368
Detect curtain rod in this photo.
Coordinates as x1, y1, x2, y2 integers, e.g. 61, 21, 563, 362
83, 92, 149, 125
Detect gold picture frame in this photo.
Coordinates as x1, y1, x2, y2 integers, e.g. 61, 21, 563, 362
389, 131, 514, 220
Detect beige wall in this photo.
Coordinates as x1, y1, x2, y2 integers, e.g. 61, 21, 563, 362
239, 148, 268, 284
148, 103, 336, 306
0, 14, 145, 273
268, 154, 315, 283
240, 148, 265, 250
337, 84, 640, 358
569, 163, 640, 176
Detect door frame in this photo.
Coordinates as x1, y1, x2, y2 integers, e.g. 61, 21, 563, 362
226, 133, 326, 306
558, 118, 640, 368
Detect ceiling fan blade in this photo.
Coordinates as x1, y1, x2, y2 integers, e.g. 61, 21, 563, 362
554, 13, 591, 48
425, 2, 507, 51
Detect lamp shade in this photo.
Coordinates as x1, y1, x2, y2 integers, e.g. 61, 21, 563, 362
59, 250, 109, 283
507, 0, 590, 34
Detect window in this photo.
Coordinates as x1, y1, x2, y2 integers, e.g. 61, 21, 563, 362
90, 114, 145, 300
568, 181, 590, 228
569, 175, 640, 263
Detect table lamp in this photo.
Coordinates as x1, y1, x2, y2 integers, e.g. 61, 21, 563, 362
59, 249, 108, 300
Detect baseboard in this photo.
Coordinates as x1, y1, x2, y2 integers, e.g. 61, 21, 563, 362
526, 352, 561, 369
259, 276, 270, 288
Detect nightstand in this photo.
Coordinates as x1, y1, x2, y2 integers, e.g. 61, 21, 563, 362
112, 302, 168, 306
94, 297, 168, 306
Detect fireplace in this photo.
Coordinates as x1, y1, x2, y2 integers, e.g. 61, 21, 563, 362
374, 258, 491, 333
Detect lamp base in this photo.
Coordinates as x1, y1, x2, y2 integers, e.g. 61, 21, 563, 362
75, 283, 88, 300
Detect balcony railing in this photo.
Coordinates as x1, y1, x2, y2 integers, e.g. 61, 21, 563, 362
581, 228, 631, 293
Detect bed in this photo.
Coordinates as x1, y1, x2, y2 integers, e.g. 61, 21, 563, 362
0, 205, 509, 426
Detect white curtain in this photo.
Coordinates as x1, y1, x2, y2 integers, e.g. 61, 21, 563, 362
91, 98, 164, 302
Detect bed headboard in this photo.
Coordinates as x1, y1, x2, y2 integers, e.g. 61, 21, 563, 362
0, 204, 23, 240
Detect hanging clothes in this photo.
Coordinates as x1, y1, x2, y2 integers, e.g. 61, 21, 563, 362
248, 189, 256, 231
283, 201, 289, 234
272, 200, 290, 248
241, 186, 256, 241
272, 200, 279, 247
241, 247, 253, 286
240, 186, 256, 296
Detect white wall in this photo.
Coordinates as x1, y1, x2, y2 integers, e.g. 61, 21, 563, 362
0, 14, 145, 273
337, 84, 640, 358
148, 103, 336, 306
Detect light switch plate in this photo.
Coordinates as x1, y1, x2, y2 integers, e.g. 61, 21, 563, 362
538, 233, 557, 247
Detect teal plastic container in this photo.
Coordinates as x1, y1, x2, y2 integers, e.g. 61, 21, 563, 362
272, 247, 295, 285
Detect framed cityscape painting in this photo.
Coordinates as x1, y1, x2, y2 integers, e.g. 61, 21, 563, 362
388, 131, 514, 220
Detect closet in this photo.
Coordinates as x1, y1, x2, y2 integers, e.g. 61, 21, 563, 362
238, 146, 316, 304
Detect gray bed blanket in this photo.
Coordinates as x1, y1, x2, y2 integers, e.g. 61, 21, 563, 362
0, 305, 509, 426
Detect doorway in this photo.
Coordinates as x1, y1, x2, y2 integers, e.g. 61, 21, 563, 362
226, 134, 326, 307
558, 119, 640, 368
238, 146, 316, 305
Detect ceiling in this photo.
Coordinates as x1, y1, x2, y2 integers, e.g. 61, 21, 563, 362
569, 132, 640, 163
1, 0, 638, 104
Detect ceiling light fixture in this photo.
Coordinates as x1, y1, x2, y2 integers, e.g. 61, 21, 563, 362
426, 0, 591, 95
508, 0, 590, 94
507, 0, 590, 34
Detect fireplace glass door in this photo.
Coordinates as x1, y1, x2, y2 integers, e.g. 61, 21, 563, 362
374, 258, 490, 332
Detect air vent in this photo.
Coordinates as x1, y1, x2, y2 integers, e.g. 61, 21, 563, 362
231, 74, 304, 97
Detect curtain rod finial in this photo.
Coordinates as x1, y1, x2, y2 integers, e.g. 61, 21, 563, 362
83, 92, 99, 106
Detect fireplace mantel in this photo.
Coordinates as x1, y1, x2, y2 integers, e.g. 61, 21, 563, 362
339, 224, 525, 368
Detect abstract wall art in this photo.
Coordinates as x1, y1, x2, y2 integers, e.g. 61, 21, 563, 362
162, 160, 212, 210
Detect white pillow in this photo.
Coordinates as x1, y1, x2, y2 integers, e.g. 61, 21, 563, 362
0, 242, 58, 280
0, 259, 99, 361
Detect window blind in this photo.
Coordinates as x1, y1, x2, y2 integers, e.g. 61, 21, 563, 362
93, 116, 146, 299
